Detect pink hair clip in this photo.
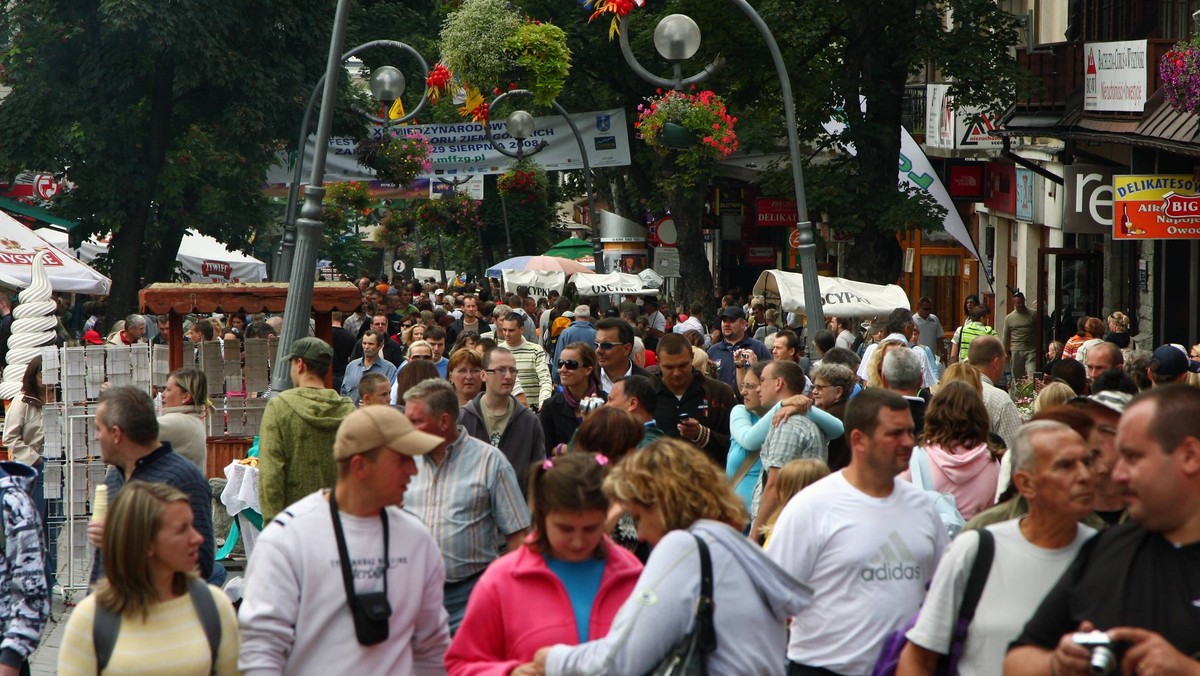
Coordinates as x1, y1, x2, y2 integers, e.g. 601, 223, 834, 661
542, 458, 555, 470
595, 454, 609, 466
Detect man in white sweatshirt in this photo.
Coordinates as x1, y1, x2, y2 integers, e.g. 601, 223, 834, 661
238, 406, 450, 675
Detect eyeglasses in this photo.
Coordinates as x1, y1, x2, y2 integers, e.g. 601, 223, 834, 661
451, 368, 482, 376
811, 384, 830, 392
557, 359, 581, 370
738, 381, 759, 392
485, 367, 519, 376
594, 341, 628, 351
409, 354, 433, 361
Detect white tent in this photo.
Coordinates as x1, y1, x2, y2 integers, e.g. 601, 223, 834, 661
570, 272, 659, 297
502, 270, 565, 298
36, 228, 267, 283
752, 270, 910, 317
0, 212, 110, 294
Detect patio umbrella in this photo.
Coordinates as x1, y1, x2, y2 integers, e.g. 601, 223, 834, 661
543, 237, 594, 260
486, 255, 592, 278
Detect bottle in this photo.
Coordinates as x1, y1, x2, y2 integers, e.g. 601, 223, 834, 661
92, 484, 108, 524
1119, 203, 1133, 236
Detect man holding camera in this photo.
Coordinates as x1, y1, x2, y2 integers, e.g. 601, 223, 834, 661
1005, 385, 1200, 676
239, 406, 451, 675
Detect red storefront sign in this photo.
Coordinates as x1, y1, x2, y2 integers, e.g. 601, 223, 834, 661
756, 197, 798, 227
984, 163, 1016, 213
947, 163, 985, 201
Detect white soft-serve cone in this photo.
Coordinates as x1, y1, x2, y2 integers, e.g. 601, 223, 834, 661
0, 251, 59, 400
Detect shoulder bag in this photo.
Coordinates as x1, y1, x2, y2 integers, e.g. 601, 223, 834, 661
645, 532, 717, 676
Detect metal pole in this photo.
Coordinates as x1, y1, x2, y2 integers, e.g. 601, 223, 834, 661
271, 0, 353, 394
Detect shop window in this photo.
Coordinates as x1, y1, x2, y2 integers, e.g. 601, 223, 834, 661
920, 254, 962, 333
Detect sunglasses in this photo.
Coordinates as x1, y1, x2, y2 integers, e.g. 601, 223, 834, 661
594, 341, 627, 351
557, 359, 581, 370
409, 354, 433, 360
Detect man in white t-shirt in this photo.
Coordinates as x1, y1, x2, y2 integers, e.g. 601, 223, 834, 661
767, 388, 947, 676
900, 421, 1097, 676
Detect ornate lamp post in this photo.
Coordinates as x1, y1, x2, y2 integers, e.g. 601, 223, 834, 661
617, 6, 826, 347
482, 90, 604, 273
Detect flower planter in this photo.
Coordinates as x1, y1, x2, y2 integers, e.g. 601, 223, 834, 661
661, 122, 697, 149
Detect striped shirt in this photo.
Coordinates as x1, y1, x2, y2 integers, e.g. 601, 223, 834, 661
506, 338, 553, 408
404, 428, 530, 583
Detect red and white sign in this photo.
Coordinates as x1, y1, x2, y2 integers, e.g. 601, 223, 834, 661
789, 228, 802, 250
756, 198, 799, 227
746, 246, 776, 265
200, 260, 233, 278
34, 175, 59, 201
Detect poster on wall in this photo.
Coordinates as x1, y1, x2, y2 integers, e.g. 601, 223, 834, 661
1084, 40, 1148, 113
1113, 175, 1200, 239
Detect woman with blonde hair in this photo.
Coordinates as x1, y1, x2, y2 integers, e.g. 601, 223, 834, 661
1032, 381, 1076, 414
760, 458, 830, 546
1103, 311, 1131, 350
901, 381, 999, 520
157, 367, 213, 473
526, 438, 812, 675
936, 361, 983, 397
866, 338, 907, 389
58, 481, 239, 675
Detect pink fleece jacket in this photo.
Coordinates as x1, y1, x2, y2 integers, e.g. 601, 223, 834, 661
902, 441, 1000, 520
445, 536, 643, 676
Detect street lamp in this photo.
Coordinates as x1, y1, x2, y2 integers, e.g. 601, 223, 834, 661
272, 19, 432, 395
276, 40, 430, 283
615, 6, 826, 350
482, 90, 604, 274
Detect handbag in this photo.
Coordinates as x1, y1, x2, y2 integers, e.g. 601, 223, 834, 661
645, 532, 717, 676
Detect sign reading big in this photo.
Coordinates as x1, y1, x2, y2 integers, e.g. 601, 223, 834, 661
1113, 175, 1200, 239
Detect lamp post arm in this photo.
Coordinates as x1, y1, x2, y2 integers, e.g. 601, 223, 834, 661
726, 0, 826, 346
548, 99, 604, 276
617, 16, 722, 91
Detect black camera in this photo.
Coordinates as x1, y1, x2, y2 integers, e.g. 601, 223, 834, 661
1072, 631, 1123, 676
350, 591, 392, 645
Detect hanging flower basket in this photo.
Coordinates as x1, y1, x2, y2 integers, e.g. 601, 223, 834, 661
635, 88, 738, 159
1160, 38, 1200, 114
357, 130, 432, 186
497, 157, 549, 206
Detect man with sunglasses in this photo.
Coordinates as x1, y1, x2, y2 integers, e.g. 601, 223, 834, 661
594, 318, 651, 394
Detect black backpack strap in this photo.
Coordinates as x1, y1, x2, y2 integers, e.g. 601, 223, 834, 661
959, 528, 995, 623
691, 533, 717, 656
188, 578, 223, 675
93, 604, 120, 674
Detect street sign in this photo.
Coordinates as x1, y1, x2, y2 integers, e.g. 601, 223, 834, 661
392, 259, 407, 274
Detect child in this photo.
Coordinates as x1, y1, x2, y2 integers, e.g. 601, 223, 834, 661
759, 458, 830, 547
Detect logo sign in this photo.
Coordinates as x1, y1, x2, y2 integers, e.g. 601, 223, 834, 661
34, 175, 59, 201
789, 228, 802, 250
1084, 40, 1148, 113
924, 85, 1002, 150
1064, 166, 1115, 234
0, 246, 65, 267
946, 162, 985, 201
595, 114, 611, 132
745, 246, 776, 266
200, 261, 233, 278
1113, 174, 1200, 239
756, 197, 798, 227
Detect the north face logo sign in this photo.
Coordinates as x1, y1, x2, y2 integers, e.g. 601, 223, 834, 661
201, 261, 232, 278
860, 531, 923, 582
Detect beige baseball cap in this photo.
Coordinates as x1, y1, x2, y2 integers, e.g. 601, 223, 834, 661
333, 406, 442, 460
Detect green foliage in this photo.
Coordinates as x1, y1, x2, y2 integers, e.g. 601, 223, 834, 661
439, 0, 522, 92
504, 22, 572, 106
321, 181, 374, 277
381, 193, 484, 275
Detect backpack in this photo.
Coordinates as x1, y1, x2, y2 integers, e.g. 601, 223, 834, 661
909, 446, 966, 539
546, 316, 572, 353
871, 529, 995, 676
94, 578, 222, 673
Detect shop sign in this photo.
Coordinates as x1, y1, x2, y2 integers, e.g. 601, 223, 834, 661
984, 163, 1016, 214
1113, 174, 1200, 239
947, 162, 985, 201
1015, 168, 1035, 222
745, 246, 776, 265
1064, 166, 1116, 234
756, 198, 798, 227
1084, 40, 1148, 113
925, 85, 1002, 150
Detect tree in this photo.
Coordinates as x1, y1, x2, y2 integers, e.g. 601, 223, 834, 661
0, 0, 331, 325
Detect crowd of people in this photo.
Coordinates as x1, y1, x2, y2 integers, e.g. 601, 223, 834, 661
0, 277, 1196, 675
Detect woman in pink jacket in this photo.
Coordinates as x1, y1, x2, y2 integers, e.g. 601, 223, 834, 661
446, 451, 643, 676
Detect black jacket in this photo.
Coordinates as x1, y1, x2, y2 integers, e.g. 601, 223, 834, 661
538, 389, 607, 454
651, 370, 736, 468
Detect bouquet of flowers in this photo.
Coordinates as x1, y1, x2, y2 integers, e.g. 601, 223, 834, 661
358, 130, 433, 186
1160, 37, 1200, 114
497, 157, 548, 205
635, 88, 738, 159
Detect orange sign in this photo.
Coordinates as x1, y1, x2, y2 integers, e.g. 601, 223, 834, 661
1113, 175, 1200, 239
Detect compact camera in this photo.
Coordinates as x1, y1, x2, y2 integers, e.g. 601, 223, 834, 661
1072, 631, 1122, 676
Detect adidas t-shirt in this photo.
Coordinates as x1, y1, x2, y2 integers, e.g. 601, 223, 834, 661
766, 471, 948, 675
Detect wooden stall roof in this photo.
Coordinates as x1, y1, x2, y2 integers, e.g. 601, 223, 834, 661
139, 282, 361, 315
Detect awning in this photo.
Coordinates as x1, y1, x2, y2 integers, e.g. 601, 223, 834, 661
752, 270, 910, 317
0, 197, 79, 231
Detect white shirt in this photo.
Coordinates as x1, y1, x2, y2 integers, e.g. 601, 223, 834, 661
859, 333, 939, 387
600, 359, 635, 394
673, 316, 705, 336
766, 472, 948, 675
906, 519, 1095, 676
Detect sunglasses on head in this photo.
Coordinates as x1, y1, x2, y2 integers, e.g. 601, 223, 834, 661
410, 354, 433, 360
557, 359, 581, 370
